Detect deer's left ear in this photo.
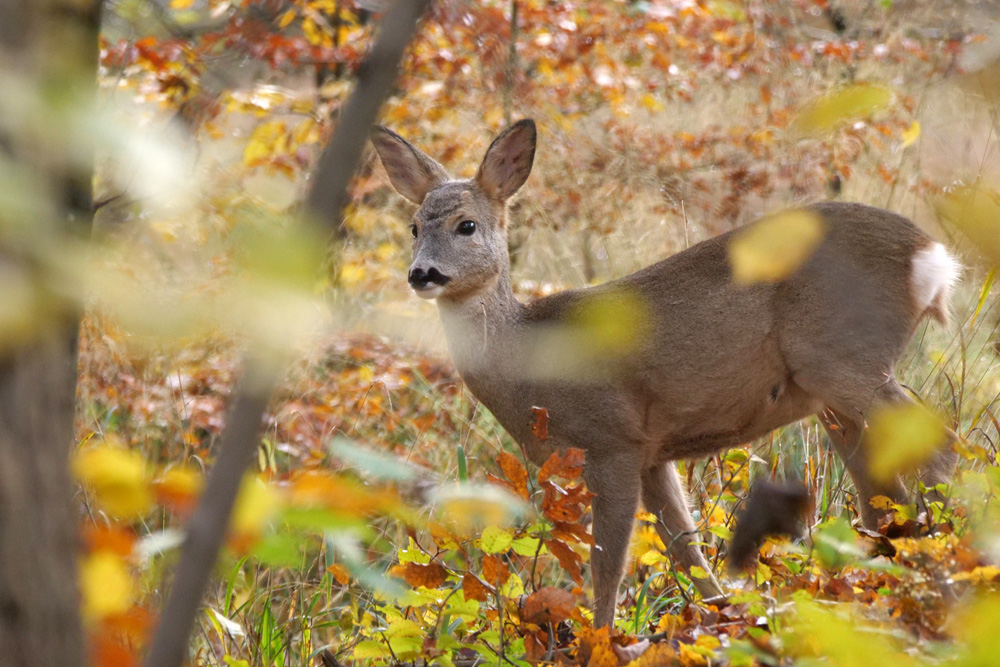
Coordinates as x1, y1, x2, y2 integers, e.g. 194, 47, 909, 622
475, 119, 536, 202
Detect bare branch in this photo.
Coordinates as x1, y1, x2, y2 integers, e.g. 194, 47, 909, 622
142, 2, 432, 665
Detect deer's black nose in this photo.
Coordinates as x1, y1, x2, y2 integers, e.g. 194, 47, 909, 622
408, 266, 451, 290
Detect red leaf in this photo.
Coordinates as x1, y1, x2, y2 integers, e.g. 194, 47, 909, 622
520, 587, 576, 624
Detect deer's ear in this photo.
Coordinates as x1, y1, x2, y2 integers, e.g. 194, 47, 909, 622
475, 119, 536, 201
371, 127, 450, 204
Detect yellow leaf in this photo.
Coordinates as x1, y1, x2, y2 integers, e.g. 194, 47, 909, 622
480, 525, 513, 554
728, 209, 827, 284
231, 476, 281, 536
868, 403, 947, 482
901, 121, 920, 147
278, 9, 296, 28
950, 566, 1000, 582
639, 549, 665, 566
792, 83, 893, 136
640, 93, 665, 112
935, 183, 1000, 267
170, 0, 195, 8
74, 443, 153, 520
243, 121, 287, 166
80, 551, 133, 623
690, 565, 710, 580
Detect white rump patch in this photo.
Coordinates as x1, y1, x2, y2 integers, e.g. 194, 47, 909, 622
911, 243, 960, 315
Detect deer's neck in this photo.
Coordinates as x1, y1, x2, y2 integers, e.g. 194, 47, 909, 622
435, 268, 523, 378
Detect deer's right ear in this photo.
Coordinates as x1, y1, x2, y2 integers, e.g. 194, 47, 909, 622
371, 127, 449, 205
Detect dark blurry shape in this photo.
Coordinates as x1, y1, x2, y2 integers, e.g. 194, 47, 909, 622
0, 0, 100, 665
142, 2, 433, 667
728, 480, 811, 574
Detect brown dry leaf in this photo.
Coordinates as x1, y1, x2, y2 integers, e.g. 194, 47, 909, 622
520, 587, 577, 624
462, 572, 492, 602
482, 553, 511, 587
531, 405, 550, 441
539, 448, 587, 483
393, 561, 448, 589
498, 451, 530, 499
543, 483, 593, 523
546, 539, 584, 583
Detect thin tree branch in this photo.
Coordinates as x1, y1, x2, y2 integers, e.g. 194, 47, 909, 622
304, 0, 431, 234
142, 2, 431, 665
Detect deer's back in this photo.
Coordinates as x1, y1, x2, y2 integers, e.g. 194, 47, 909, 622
515, 202, 934, 461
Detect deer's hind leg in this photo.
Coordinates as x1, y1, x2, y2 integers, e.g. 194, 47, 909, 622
641, 461, 725, 600
806, 375, 956, 529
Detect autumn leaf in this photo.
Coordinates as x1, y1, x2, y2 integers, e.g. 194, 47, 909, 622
935, 183, 1000, 267
482, 553, 511, 587
728, 209, 826, 284
791, 83, 893, 135
546, 538, 584, 583
393, 561, 449, 589
530, 406, 550, 442
868, 403, 948, 483
462, 573, 492, 602
626, 642, 677, 667
153, 465, 203, 515
328, 563, 350, 585
74, 442, 153, 520
480, 525, 514, 554
538, 447, 586, 483
497, 450, 529, 498
80, 551, 134, 623
520, 587, 576, 624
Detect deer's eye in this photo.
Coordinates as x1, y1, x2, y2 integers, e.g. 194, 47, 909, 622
410, 224, 418, 238
457, 220, 476, 235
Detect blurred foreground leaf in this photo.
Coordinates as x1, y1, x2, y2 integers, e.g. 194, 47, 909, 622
786, 600, 919, 667
74, 441, 153, 520
935, 183, 1000, 267
792, 83, 893, 136
728, 209, 826, 284
868, 403, 947, 483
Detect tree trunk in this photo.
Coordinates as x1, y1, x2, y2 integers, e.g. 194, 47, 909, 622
0, 1, 101, 665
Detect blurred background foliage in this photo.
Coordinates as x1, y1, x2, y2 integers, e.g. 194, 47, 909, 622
4, 0, 998, 664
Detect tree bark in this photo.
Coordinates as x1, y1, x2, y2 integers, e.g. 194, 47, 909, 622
0, 1, 101, 665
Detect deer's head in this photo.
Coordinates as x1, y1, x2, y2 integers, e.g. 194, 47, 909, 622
371, 120, 536, 302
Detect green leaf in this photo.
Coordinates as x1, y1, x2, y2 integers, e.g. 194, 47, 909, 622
479, 525, 513, 554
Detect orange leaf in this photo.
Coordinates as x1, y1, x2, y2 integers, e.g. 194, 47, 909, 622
530, 406, 550, 441
328, 563, 350, 586
393, 561, 448, 589
546, 539, 584, 583
497, 451, 529, 499
482, 553, 511, 587
520, 587, 576, 624
577, 626, 614, 666
462, 573, 492, 602
539, 448, 586, 483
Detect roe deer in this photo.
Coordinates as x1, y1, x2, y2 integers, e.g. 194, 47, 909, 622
371, 119, 960, 627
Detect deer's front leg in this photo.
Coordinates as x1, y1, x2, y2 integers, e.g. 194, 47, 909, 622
586, 452, 641, 628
